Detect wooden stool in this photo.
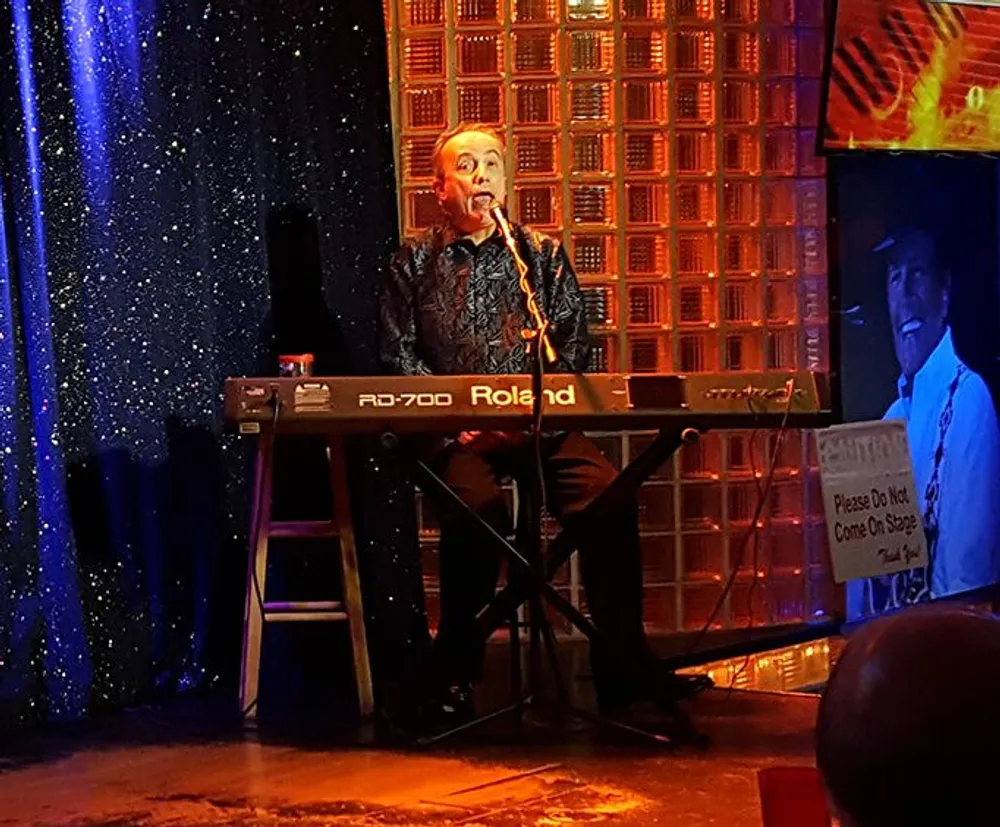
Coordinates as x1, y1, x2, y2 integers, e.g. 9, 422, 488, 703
239, 431, 374, 724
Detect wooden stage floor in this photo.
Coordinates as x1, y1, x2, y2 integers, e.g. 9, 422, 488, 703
0, 686, 819, 826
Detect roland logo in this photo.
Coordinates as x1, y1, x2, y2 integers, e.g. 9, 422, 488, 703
471, 383, 577, 407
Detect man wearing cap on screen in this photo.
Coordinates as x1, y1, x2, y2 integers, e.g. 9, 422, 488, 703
847, 228, 1000, 620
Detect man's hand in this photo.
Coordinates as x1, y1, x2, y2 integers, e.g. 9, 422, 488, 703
457, 431, 528, 452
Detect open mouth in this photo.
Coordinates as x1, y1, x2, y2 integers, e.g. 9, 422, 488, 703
899, 319, 924, 337
472, 192, 494, 209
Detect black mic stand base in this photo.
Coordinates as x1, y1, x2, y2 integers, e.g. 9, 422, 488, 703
389, 349, 704, 750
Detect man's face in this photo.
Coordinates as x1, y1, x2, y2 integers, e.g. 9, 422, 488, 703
433, 130, 507, 237
886, 239, 949, 379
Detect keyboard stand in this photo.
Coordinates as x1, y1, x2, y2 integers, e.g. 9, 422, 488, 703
383, 424, 705, 748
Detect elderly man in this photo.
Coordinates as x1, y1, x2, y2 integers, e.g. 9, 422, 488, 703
378, 123, 705, 727
847, 229, 1000, 619
816, 605, 1000, 826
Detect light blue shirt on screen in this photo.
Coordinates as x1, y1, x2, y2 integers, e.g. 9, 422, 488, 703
846, 328, 1000, 620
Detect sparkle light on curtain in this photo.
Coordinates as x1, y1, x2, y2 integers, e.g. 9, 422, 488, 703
0, 0, 426, 731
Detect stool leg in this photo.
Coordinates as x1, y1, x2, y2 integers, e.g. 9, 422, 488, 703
240, 433, 274, 722
327, 435, 375, 719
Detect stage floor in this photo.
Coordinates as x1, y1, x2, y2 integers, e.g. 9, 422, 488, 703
0, 687, 819, 827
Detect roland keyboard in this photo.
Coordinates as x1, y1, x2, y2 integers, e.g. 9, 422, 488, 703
224, 373, 830, 435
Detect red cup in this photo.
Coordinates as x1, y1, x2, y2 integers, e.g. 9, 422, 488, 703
278, 353, 315, 377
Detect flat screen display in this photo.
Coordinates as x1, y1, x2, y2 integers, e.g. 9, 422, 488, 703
834, 152, 1000, 619
821, 0, 1000, 152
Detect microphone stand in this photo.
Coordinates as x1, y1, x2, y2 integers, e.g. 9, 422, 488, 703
489, 204, 570, 720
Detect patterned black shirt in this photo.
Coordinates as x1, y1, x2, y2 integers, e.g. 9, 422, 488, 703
378, 223, 590, 376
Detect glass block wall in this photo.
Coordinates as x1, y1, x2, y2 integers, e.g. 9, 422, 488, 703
382, 0, 835, 635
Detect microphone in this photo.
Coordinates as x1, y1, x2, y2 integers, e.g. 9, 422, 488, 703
489, 202, 514, 245
488, 200, 557, 365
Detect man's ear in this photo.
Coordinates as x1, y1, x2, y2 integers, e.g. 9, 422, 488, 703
433, 175, 445, 204
941, 269, 952, 318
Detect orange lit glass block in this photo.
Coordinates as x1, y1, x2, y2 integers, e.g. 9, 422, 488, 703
679, 331, 719, 372
721, 0, 760, 24
643, 587, 678, 634
677, 230, 716, 276
513, 0, 557, 22
764, 228, 797, 274
404, 87, 446, 130
402, 0, 444, 26
572, 82, 613, 122
677, 280, 717, 326
588, 333, 618, 372
724, 231, 761, 274
674, 80, 715, 125
626, 234, 667, 276
764, 129, 797, 176
622, 0, 667, 19
722, 130, 760, 175
572, 183, 614, 225
765, 80, 797, 126
638, 483, 674, 529
675, 129, 715, 176
625, 131, 667, 174
514, 133, 557, 176
724, 280, 762, 325
458, 34, 502, 75
517, 184, 560, 227
675, 30, 715, 74
764, 180, 796, 224
676, 0, 714, 23
581, 284, 617, 327
514, 31, 557, 75
572, 234, 615, 275
723, 180, 760, 225
624, 80, 666, 123
515, 82, 556, 124
722, 30, 760, 74
676, 180, 716, 225
766, 279, 798, 325
627, 282, 668, 327
767, 328, 798, 370
402, 136, 437, 180
623, 29, 667, 73
571, 132, 613, 174
405, 188, 440, 232
626, 182, 668, 226
567, 0, 612, 20
724, 331, 764, 370
682, 532, 724, 582
569, 30, 614, 74
403, 36, 446, 80
723, 80, 760, 124
764, 28, 797, 76
642, 534, 676, 582
629, 333, 671, 373
681, 434, 722, 479
458, 84, 504, 123
456, 0, 499, 23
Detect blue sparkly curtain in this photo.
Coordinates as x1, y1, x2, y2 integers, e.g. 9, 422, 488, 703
0, 0, 426, 731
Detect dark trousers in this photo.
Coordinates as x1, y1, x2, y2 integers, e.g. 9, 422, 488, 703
426, 431, 648, 704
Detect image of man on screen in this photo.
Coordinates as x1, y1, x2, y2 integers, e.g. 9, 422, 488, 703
847, 229, 1000, 620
